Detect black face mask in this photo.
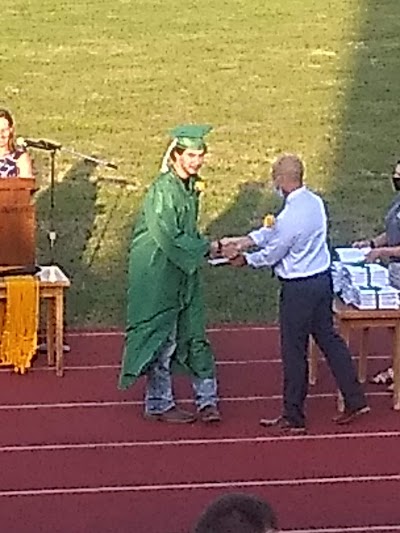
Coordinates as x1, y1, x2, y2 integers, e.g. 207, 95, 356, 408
392, 177, 400, 191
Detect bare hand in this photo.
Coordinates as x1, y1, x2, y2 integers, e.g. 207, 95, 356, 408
209, 240, 221, 259
220, 237, 238, 244
220, 237, 242, 247
221, 242, 240, 259
352, 239, 371, 248
220, 236, 253, 257
229, 254, 247, 267
364, 249, 381, 263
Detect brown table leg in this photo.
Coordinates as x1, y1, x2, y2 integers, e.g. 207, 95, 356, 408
55, 289, 64, 377
309, 336, 318, 386
46, 297, 55, 367
337, 319, 351, 412
358, 328, 369, 383
393, 322, 400, 410
340, 319, 351, 347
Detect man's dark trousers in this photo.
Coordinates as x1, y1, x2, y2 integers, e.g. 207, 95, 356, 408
279, 270, 367, 427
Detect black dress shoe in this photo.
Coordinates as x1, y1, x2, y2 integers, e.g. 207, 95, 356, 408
333, 405, 370, 425
259, 416, 306, 435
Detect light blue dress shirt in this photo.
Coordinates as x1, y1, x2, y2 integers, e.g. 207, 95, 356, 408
245, 186, 331, 279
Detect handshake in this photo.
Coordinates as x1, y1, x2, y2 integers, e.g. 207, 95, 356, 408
209, 236, 253, 267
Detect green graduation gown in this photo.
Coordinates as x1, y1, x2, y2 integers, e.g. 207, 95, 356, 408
119, 167, 216, 390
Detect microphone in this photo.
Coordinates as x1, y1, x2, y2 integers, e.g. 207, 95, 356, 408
16, 137, 118, 169
16, 137, 62, 151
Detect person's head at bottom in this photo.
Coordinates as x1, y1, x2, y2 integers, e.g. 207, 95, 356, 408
192, 492, 279, 533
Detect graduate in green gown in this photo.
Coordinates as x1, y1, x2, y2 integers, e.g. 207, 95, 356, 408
119, 125, 221, 423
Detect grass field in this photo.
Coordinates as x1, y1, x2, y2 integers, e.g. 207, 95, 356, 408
2, 0, 400, 326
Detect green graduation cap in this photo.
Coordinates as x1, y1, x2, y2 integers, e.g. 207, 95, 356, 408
170, 124, 213, 150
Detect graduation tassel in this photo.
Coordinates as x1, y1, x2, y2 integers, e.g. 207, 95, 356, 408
160, 139, 177, 173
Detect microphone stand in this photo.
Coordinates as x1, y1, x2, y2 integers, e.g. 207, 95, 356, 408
60, 146, 118, 170
27, 139, 117, 264
49, 147, 57, 263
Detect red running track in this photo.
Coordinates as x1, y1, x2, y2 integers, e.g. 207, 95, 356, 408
0, 326, 399, 533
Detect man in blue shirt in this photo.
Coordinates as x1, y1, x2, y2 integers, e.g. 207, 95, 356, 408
221, 154, 369, 435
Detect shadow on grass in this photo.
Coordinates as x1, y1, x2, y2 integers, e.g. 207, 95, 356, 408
204, 181, 280, 324
327, 0, 400, 246
75, 183, 138, 327
32, 145, 147, 326
35, 158, 100, 325
204, 2, 400, 324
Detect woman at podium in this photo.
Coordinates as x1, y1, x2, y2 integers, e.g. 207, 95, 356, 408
0, 108, 33, 177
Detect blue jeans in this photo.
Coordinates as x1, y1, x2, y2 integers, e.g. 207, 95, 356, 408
145, 328, 218, 414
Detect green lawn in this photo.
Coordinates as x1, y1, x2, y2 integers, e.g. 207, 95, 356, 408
2, 0, 400, 326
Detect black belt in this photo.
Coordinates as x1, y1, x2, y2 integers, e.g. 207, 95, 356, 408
278, 269, 330, 283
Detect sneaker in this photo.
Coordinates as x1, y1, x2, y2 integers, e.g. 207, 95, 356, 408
369, 367, 393, 385
259, 416, 306, 435
198, 405, 221, 423
144, 406, 196, 424
333, 405, 370, 425
38, 343, 71, 353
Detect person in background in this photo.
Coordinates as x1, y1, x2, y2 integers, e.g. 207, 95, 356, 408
352, 159, 400, 391
192, 492, 279, 533
119, 124, 221, 424
219, 154, 369, 435
0, 108, 33, 178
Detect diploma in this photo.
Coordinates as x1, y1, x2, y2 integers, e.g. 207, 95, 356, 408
208, 257, 230, 266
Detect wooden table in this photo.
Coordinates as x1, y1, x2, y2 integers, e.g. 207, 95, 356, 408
0, 266, 70, 377
309, 299, 400, 410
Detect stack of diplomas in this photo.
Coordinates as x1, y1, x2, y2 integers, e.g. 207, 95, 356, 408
341, 263, 389, 287
341, 284, 399, 310
388, 262, 400, 289
331, 261, 344, 294
332, 247, 399, 309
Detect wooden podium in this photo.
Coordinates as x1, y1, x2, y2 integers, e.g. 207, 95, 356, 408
0, 178, 36, 268
0, 178, 71, 376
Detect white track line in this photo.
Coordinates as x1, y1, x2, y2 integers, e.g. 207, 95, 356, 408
0, 359, 283, 374
1, 430, 400, 453
67, 331, 124, 337
281, 526, 400, 533
0, 355, 391, 374
66, 326, 280, 337
0, 390, 392, 411
0, 473, 399, 498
